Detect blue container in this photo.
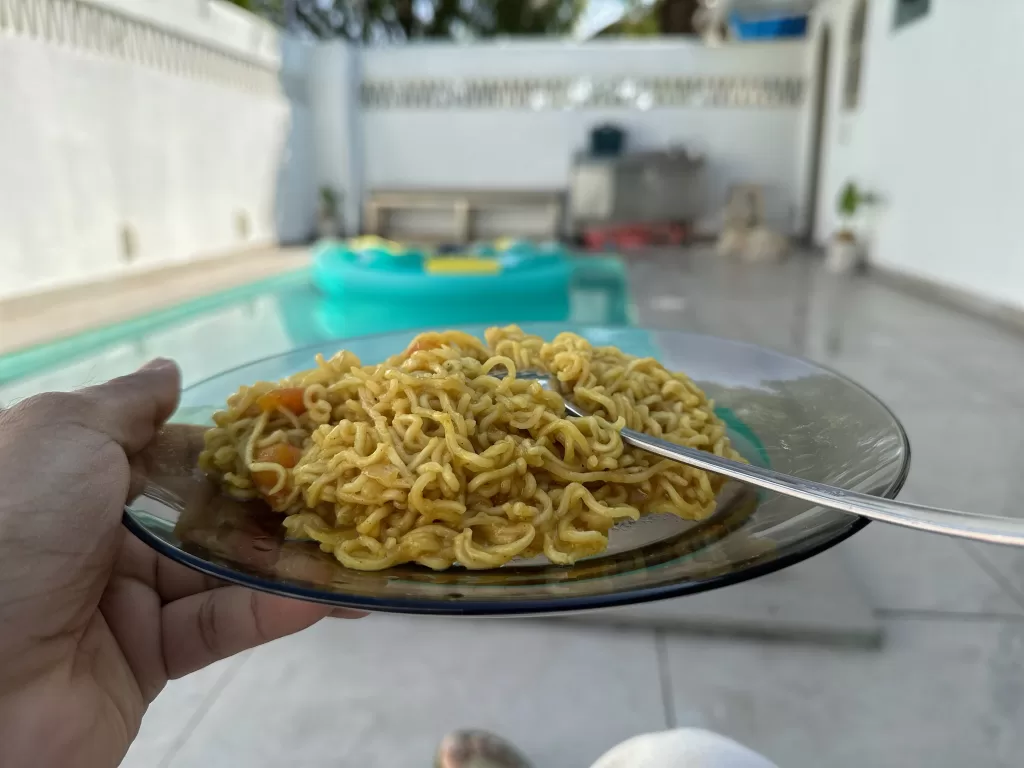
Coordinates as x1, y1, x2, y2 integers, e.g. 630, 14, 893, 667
730, 13, 808, 40
590, 124, 625, 157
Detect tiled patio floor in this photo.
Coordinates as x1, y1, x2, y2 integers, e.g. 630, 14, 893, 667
24, 246, 1024, 768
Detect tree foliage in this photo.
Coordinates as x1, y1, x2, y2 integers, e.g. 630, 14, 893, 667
227, 0, 581, 41
598, 0, 699, 36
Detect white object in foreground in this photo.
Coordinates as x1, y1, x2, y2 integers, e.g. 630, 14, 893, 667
591, 728, 778, 768
826, 236, 861, 273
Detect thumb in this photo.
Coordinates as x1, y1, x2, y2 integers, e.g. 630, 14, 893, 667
76, 359, 182, 455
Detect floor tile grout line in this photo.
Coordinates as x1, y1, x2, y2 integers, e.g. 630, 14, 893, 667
788, 255, 816, 356
878, 608, 1024, 623
157, 652, 253, 768
960, 542, 1024, 612
654, 629, 677, 730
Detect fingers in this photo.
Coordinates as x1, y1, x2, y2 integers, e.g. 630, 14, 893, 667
99, 572, 166, 704
115, 534, 226, 603
119, 533, 363, 618
161, 587, 364, 679
155, 553, 227, 603
327, 607, 368, 620
77, 359, 182, 454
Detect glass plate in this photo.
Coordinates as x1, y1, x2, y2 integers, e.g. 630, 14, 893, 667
125, 324, 910, 615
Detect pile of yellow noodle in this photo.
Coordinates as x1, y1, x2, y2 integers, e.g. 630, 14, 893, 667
199, 326, 742, 571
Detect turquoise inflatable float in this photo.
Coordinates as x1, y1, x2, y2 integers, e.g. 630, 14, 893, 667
314, 236, 570, 295
311, 238, 574, 328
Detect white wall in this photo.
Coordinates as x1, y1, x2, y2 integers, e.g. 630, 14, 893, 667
812, 0, 1024, 310
277, 37, 318, 243
96, 0, 281, 63
0, 0, 314, 300
360, 40, 809, 233
310, 41, 363, 237
810, 0, 872, 245
0, 19, 810, 299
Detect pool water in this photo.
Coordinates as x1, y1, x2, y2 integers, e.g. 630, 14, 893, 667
0, 261, 633, 403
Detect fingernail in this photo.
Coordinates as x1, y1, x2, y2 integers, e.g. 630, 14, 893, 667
329, 609, 370, 619
139, 358, 176, 372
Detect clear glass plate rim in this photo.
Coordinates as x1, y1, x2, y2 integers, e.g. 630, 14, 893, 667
124, 323, 912, 615
122, 511, 884, 616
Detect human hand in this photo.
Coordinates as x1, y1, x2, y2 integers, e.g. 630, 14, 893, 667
0, 361, 361, 768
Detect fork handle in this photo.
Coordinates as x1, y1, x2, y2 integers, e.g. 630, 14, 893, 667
621, 427, 1024, 547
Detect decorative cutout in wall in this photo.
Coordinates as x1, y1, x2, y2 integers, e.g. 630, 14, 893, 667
0, 0, 280, 94
361, 76, 805, 110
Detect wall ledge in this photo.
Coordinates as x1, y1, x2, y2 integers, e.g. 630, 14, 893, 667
871, 265, 1024, 338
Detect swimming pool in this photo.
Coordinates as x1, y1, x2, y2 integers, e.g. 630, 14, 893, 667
0, 260, 633, 403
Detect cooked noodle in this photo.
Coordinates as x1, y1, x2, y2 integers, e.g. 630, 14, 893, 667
199, 326, 742, 571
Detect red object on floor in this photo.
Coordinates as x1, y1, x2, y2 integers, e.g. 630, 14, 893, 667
581, 221, 690, 251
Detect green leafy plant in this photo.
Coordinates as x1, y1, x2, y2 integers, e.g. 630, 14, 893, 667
835, 181, 878, 241
319, 187, 338, 215
317, 187, 343, 238
227, 0, 582, 41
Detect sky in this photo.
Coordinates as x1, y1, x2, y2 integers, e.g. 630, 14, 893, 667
572, 0, 637, 39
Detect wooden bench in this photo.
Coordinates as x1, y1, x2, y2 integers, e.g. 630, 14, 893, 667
365, 189, 565, 244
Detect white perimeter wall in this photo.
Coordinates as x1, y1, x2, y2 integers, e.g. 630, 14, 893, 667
2, 18, 809, 300
359, 40, 810, 234
0, 0, 315, 300
15, 1, 1022, 313
310, 41, 363, 240
813, 0, 1024, 310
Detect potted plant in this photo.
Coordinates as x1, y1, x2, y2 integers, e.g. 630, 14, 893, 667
318, 186, 343, 240
827, 181, 878, 272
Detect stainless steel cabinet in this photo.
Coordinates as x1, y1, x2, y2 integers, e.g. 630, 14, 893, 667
569, 150, 705, 230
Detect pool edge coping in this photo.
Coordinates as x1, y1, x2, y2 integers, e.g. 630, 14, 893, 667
0, 269, 311, 385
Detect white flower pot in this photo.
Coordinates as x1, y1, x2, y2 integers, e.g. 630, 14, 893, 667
825, 237, 861, 273
317, 213, 341, 240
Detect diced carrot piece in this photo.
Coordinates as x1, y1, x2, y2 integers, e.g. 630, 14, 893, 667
256, 387, 307, 415
252, 443, 303, 496
255, 443, 303, 468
